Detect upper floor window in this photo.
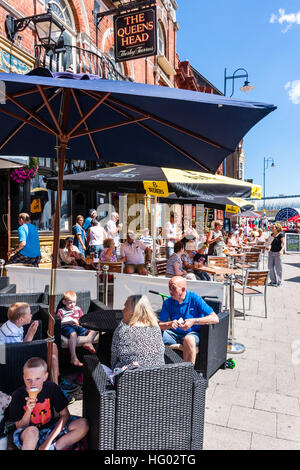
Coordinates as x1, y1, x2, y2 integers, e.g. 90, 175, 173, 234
158, 21, 166, 56
45, 0, 74, 30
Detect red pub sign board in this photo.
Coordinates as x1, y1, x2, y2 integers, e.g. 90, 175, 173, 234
114, 6, 157, 63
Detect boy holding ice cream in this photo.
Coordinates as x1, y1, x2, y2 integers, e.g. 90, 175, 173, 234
9, 357, 88, 450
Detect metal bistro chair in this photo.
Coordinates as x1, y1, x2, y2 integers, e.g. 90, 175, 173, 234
154, 259, 167, 276
251, 245, 266, 268
235, 251, 261, 282
234, 270, 269, 319
207, 256, 229, 268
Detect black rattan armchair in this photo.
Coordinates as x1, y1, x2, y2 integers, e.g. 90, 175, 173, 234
83, 349, 207, 450
0, 340, 48, 395
165, 298, 229, 380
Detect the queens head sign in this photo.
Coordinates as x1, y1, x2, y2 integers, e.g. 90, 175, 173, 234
114, 7, 157, 63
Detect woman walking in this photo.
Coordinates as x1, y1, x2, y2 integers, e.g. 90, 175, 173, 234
268, 222, 285, 287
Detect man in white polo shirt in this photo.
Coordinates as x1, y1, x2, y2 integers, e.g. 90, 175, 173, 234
120, 231, 151, 275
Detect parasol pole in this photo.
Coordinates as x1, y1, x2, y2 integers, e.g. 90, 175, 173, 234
47, 88, 71, 376
7, 170, 11, 252
47, 140, 67, 374
151, 196, 157, 272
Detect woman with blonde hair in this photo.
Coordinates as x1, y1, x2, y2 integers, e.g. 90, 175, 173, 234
110, 295, 165, 372
268, 222, 285, 287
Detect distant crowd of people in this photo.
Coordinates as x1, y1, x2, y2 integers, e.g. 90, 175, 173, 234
5, 209, 295, 289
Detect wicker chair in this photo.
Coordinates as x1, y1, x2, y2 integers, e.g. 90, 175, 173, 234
0, 291, 45, 324
83, 349, 207, 450
37, 290, 107, 364
165, 298, 229, 379
0, 340, 48, 395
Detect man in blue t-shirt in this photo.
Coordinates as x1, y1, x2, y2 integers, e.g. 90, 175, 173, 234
158, 276, 219, 364
83, 209, 97, 232
7, 213, 41, 267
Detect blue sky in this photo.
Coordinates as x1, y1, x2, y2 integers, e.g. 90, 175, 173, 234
176, 1, 300, 197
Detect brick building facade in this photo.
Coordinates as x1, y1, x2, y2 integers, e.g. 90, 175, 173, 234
0, 0, 237, 258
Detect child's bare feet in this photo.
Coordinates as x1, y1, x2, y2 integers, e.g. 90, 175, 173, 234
82, 342, 96, 354
71, 358, 84, 367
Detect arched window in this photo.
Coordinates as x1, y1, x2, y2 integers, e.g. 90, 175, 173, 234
45, 0, 74, 30
158, 21, 166, 56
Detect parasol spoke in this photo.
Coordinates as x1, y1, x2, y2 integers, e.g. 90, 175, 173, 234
103, 99, 211, 172
67, 91, 111, 138
106, 95, 233, 153
81, 89, 213, 172
69, 115, 149, 139
37, 85, 63, 135
70, 89, 102, 160
0, 106, 57, 137
6, 91, 58, 136
0, 88, 61, 151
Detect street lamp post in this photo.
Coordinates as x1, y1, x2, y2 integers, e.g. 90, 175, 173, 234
263, 157, 275, 211
224, 68, 254, 97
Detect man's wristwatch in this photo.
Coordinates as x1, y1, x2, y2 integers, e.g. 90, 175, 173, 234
195, 318, 200, 325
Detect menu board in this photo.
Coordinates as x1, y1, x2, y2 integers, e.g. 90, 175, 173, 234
285, 233, 300, 253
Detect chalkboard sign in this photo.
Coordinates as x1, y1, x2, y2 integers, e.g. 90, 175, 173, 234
285, 233, 300, 253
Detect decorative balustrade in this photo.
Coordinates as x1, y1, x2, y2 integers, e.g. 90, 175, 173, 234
35, 44, 133, 81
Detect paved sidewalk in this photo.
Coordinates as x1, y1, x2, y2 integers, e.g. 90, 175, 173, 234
69, 253, 300, 450
204, 253, 300, 450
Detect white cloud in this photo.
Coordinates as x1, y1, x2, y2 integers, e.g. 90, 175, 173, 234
285, 81, 300, 104
270, 8, 300, 32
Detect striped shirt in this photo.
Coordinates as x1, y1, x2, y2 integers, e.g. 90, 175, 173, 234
0, 320, 24, 344
56, 306, 84, 326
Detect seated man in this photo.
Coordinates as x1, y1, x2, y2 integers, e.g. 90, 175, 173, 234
158, 276, 219, 365
120, 231, 151, 275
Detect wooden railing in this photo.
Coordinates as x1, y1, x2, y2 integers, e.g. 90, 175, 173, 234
35, 44, 133, 81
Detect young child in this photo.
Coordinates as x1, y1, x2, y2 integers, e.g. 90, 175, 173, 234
56, 291, 98, 367
0, 303, 77, 397
9, 357, 89, 450
0, 302, 39, 344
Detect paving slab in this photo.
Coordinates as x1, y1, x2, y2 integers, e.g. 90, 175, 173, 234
203, 254, 300, 450
254, 391, 300, 416
204, 423, 252, 450
228, 405, 277, 437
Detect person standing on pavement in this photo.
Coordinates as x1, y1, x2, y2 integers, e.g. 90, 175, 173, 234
268, 222, 285, 287
83, 209, 97, 232
105, 212, 123, 254
206, 220, 225, 256
7, 213, 41, 267
163, 213, 178, 259
72, 215, 87, 257
87, 219, 107, 259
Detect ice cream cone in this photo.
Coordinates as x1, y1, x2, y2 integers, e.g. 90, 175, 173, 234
28, 388, 39, 400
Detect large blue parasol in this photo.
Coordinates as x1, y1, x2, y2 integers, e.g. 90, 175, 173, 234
0, 68, 276, 370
